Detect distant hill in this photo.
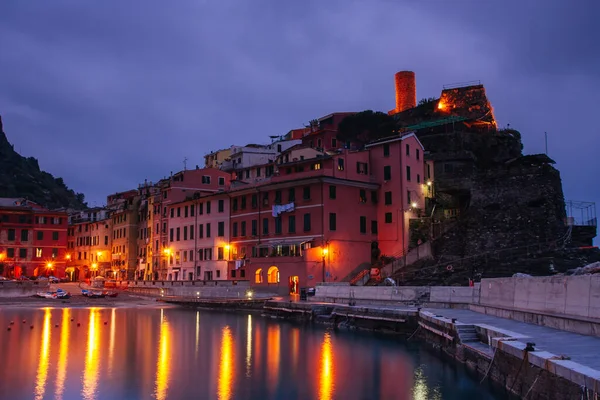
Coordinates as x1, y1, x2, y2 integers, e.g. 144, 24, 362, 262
0, 115, 87, 210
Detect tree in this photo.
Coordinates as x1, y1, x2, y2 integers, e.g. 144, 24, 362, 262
337, 110, 396, 146
418, 97, 437, 106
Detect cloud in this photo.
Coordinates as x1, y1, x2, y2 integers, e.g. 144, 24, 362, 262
0, 0, 597, 230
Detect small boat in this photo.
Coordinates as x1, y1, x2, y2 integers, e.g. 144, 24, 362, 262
36, 291, 57, 299
81, 289, 106, 298
36, 288, 71, 299
105, 290, 119, 298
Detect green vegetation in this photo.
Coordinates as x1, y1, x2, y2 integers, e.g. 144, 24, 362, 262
0, 118, 87, 210
337, 110, 397, 146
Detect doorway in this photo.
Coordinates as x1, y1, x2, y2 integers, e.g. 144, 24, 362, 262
204, 271, 213, 281
188, 272, 193, 281
289, 276, 299, 295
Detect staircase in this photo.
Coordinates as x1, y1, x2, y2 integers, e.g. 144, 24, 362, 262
456, 325, 479, 344
349, 269, 370, 286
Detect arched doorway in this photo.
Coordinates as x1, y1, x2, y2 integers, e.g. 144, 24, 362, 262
255, 268, 263, 284
267, 266, 279, 284
289, 275, 299, 295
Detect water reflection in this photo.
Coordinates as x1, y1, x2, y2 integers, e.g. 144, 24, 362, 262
318, 331, 335, 400
218, 326, 234, 400
245, 315, 252, 377
82, 308, 100, 400
55, 308, 71, 400
154, 309, 171, 400
34, 308, 51, 400
0, 308, 508, 400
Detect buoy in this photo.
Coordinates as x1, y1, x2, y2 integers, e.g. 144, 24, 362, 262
77, 323, 81, 327
30, 325, 34, 329
7, 327, 11, 331
22, 320, 26, 324
55, 324, 59, 328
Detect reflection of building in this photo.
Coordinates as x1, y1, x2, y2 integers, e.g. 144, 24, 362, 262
0, 198, 68, 278
67, 208, 113, 280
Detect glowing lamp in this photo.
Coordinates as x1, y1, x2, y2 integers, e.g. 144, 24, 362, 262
46, 262, 53, 269
246, 290, 254, 299
224, 245, 231, 251
427, 181, 432, 186
322, 248, 329, 256
91, 263, 98, 270
411, 202, 418, 208
438, 101, 445, 110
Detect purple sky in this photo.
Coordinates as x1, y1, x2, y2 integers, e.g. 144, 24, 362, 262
0, 0, 598, 225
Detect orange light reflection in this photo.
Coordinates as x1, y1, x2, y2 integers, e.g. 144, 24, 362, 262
267, 325, 280, 394
34, 308, 52, 400
55, 308, 71, 400
108, 308, 116, 375
318, 331, 335, 400
245, 315, 252, 377
154, 309, 171, 400
218, 326, 235, 400
82, 308, 100, 400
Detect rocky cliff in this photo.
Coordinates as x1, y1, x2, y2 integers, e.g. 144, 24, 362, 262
0, 115, 87, 210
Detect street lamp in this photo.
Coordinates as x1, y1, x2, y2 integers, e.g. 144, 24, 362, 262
46, 262, 53, 277
322, 247, 328, 283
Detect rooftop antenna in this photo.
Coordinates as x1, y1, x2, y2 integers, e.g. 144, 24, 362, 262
545, 132, 548, 155
183, 157, 188, 171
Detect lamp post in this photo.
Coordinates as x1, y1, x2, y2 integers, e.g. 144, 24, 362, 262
322, 247, 328, 283
65, 254, 72, 281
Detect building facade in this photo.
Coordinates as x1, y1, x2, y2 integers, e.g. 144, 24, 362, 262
67, 208, 113, 280
0, 198, 68, 278
108, 190, 140, 280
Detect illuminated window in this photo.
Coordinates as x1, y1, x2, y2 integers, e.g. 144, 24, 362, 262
255, 268, 263, 283
267, 266, 280, 283
36, 248, 43, 258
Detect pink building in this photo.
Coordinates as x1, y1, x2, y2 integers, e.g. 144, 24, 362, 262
146, 168, 232, 280
365, 132, 428, 257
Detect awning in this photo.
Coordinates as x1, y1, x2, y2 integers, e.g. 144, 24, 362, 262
254, 237, 317, 248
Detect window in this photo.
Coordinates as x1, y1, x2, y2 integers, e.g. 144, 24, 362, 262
52, 231, 59, 241
329, 213, 337, 231
356, 162, 368, 175
262, 218, 269, 235
360, 216, 367, 234
275, 190, 282, 204
183, 251, 188, 263
262, 192, 269, 205
7, 229, 15, 241
256, 167, 261, 177
406, 166, 411, 181
251, 220, 257, 236
383, 143, 390, 157
407, 190, 411, 205
371, 221, 378, 234
406, 144, 410, 156
332, 138, 337, 148
255, 268, 263, 283
206, 201, 211, 214
176, 227, 180, 241
202, 175, 211, 184
231, 270, 236, 278
177, 207, 181, 217
199, 224, 204, 238
385, 213, 393, 223
303, 213, 311, 231
184, 206, 189, 218
36, 231, 43, 240
232, 198, 238, 211
190, 225, 195, 239
241, 221, 246, 236
218, 221, 225, 237
385, 191, 392, 205
417, 174, 421, 183
169, 228, 174, 242
218, 177, 225, 186
198, 203, 204, 215
183, 226, 188, 240
190, 250, 194, 262
36, 248, 42, 258
19, 248, 27, 258
303, 187, 311, 200
427, 163, 431, 179
52, 248, 58, 258
337, 158, 344, 171
371, 191, 378, 204
233, 222, 238, 237
275, 217, 282, 234
288, 188, 295, 202
288, 216, 296, 233
329, 185, 336, 199
359, 189, 367, 203
218, 247, 224, 260
251, 194, 258, 209
267, 266, 280, 283
21, 229, 28, 242
205, 223, 211, 238
416, 149, 420, 160
190, 204, 195, 216
384, 166, 391, 181
170, 208, 174, 218
7, 248, 14, 258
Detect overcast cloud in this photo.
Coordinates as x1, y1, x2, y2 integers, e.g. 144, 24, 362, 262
0, 0, 598, 228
